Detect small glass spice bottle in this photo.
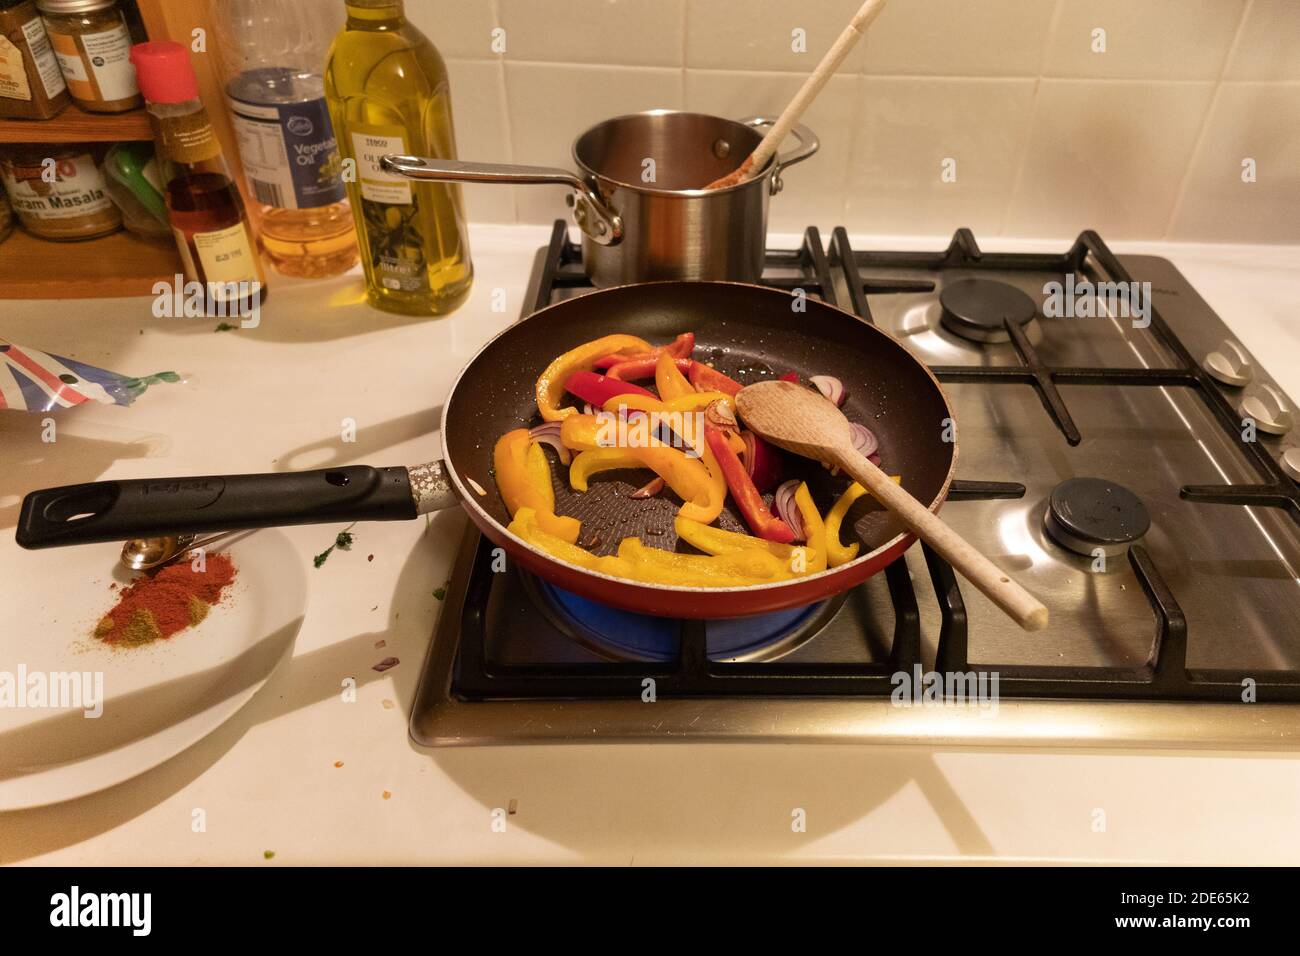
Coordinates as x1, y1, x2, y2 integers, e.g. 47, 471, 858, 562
37, 0, 139, 113
130, 41, 266, 314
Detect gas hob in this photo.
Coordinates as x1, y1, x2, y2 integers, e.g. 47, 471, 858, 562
410, 223, 1300, 748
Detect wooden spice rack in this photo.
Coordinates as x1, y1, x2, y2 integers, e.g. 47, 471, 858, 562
1, 0, 254, 299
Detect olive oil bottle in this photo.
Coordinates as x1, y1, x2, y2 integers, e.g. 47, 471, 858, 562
325, 0, 472, 316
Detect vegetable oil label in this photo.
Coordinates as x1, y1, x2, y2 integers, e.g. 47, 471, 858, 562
180, 222, 260, 298
46, 22, 136, 102
21, 17, 66, 100
349, 125, 431, 294
229, 94, 345, 211
0, 152, 111, 220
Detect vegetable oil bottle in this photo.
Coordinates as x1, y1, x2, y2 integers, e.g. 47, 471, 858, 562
324, 0, 472, 316
216, 0, 358, 279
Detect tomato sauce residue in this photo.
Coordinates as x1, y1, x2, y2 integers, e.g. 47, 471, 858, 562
94, 553, 237, 647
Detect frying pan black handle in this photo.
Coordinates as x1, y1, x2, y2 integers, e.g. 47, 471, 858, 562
16, 466, 418, 550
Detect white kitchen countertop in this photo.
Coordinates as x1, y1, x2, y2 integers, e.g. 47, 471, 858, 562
3, 224, 1299, 865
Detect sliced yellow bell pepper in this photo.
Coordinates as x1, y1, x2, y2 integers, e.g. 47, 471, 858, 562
687, 427, 728, 525
508, 507, 632, 577
493, 429, 581, 543
792, 482, 827, 573
824, 476, 904, 567
536, 334, 651, 422
655, 349, 695, 401
674, 516, 800, 563
605, 391, 732, 416
617, 537, 787, 587
559, 412, 614, 452
568, 448, 645, 492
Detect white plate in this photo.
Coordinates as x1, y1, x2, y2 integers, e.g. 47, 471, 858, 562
0, 529, 306, 810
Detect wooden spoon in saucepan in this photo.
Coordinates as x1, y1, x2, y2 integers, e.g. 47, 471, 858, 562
736, 380, 1049, 632
706, 0, 889, 190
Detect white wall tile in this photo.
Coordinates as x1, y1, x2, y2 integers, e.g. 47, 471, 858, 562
498, 0, 685, 67
861, 0, 1057, 77
1003, 80, 1215, 239
684, 70, 855, 232
445, 59, 515, 223
1168, 83, 1300, 243
403, 0, 501, 60
1223, 0, 1300, 81
505, 62, 683, 224
685, 0, 871, 72
845, 77, 1036, 237
1043, 0, 1245, 81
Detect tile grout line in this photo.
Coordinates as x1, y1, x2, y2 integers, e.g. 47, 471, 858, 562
996, 0, 1064, 237
1160, 0, 1254, 240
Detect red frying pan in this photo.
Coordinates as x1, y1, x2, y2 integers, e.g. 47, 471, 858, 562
17, 282, 956, 618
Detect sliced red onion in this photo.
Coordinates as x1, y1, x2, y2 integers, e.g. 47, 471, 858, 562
810, 374, 846, 407
705, 399, 736, 429
868, 452, 882, 467
848, 422, 878, 458
629, 476, 665, 499
529, 422, 572, 465
773, 479, 806, 542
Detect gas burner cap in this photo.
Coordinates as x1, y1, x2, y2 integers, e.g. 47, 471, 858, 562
938, 278, 1037, 343
1043, 477, 1151, 558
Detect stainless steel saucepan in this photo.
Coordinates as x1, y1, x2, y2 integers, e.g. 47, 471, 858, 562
380, 110, 818, 286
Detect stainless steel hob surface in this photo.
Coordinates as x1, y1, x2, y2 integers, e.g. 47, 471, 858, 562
410, 225, 1300, 749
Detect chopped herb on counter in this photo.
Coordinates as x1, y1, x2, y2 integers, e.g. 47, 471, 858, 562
313, 523, 358, 568
215, 322, 237, 332
372, 657, 399, 673
432, 586, 446, 601
263, 850, 275, 860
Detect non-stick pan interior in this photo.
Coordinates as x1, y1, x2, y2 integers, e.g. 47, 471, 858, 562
444, 282, 954, 564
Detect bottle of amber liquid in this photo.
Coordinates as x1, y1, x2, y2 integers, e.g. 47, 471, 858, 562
130, 41, 266, 315
325, 0, 472, 316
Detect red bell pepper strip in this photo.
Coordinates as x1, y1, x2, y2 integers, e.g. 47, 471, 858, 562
564, 370, 655, 407
704, 425, 795, 543
606, 355, 692, 382
688, 362, 744, 398
593, 332, 695, 370
779, 371, 799, 383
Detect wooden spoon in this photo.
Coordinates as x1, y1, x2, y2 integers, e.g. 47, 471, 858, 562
736, 380, 1049, 632
706, 0, 889, 190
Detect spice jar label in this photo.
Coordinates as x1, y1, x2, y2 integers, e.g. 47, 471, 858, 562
79, 25, 135, 100
0, 34, 32, 101
20, 16, 65, 100
46, 21, 135, 104
1, 152, 113, 222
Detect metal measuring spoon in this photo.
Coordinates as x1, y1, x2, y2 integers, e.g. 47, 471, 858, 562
119, 532, 238, 571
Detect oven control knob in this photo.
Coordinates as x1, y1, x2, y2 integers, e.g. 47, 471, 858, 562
1240, 384, 1293, 436
1204, 340, 1253, 386
1282, 448, 1300, 483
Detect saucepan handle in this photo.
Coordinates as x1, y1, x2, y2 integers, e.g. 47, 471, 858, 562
380, 155, 623, 246
737, 116, 819, 195
15, 462, 458, 549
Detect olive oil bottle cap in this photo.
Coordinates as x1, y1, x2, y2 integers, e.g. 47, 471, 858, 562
129, 41, 200, 104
